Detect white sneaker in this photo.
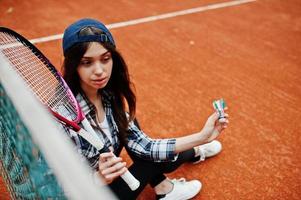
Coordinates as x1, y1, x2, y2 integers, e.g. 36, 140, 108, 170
156, 178, 202, 200
193, 140, 222, 164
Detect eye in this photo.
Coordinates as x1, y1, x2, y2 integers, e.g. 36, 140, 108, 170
80, 59, 92, 66
101, 54, 112, 63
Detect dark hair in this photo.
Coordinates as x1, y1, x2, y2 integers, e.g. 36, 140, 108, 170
62, 27, 136, 143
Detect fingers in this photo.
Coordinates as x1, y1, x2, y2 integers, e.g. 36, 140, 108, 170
218, 117, 229, 124
101, 159, 126, 175
99, 152, 124, 171
98, 152, 127, 183
218, 115, 229, 131
213, 110, 230, 129
210, 111, 229, 122
220, 121, 228, 129
221, 113, 229, 122
101, 165, 128, 183
99, 151, 114, 163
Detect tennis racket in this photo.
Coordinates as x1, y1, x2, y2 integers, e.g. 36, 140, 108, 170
0, 27, 140, 191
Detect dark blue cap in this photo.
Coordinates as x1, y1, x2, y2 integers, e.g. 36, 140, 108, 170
62, 18, 115, 55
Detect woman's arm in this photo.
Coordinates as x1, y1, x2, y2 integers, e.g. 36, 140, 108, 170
126, 111, 229, 161
174, 112, 229, 153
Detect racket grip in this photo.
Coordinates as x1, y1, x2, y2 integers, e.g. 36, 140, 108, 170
110, 153, 140, 191
81, 118, 140, 190
121, 170, 140, 191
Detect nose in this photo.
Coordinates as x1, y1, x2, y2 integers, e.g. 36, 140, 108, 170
94, 61, 104, 75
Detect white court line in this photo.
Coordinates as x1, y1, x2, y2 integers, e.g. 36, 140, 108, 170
29, 0, 256, 44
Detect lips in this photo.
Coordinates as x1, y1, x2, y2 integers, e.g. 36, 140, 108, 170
92, 77, 107, 86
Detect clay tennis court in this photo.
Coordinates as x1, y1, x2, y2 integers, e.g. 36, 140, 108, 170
1, 0, 301, 199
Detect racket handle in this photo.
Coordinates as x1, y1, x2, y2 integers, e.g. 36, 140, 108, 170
109, 153, 140, 190
82, 118, 99, 138
81, 118, 140, 190
121, 169, 140, 191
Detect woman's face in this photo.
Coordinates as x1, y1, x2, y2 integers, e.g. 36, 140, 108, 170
77, 42, 113, 93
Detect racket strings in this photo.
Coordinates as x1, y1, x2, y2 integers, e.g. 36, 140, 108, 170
5, 48, 56, 94
2, 43, 59, 104
0, 31, 78, 121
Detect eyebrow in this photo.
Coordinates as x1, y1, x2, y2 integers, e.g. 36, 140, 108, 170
82, 50, 110, 59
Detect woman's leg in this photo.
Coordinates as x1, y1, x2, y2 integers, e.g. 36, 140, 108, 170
108, 149, 196, 200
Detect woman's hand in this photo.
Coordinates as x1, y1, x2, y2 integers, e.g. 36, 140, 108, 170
200, 110, 229, 143
98, 151, 128, 184
174, 109, 229, 153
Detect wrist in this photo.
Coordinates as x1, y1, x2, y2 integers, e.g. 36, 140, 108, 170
197, 130, 209, 145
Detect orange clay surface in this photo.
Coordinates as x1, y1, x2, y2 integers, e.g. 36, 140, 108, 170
1, 0, 301, 199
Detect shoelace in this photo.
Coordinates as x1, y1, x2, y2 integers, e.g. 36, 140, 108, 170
195, 146, 206, 162
199, 147, 206, 161
171, 177, 186, 184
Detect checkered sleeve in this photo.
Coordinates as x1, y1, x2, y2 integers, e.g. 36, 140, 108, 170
126, 121, 178, 162
55, 122, 100, 170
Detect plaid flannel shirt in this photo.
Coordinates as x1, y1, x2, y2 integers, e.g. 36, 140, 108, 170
61, 90, 178, 170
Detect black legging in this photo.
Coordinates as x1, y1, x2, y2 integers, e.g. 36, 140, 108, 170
108, 148, 197, 200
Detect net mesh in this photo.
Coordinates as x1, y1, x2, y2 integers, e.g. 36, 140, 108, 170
0, 83, 67, 199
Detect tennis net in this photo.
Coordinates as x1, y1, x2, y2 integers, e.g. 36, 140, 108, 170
0, 52, 115, 199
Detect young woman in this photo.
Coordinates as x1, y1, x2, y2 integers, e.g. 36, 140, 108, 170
61, 18, 229, 200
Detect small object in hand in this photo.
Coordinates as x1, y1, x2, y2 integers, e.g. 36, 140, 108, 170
212, 99, 227, 123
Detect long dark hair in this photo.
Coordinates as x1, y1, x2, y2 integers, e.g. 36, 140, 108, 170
62, 27, 136, 143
